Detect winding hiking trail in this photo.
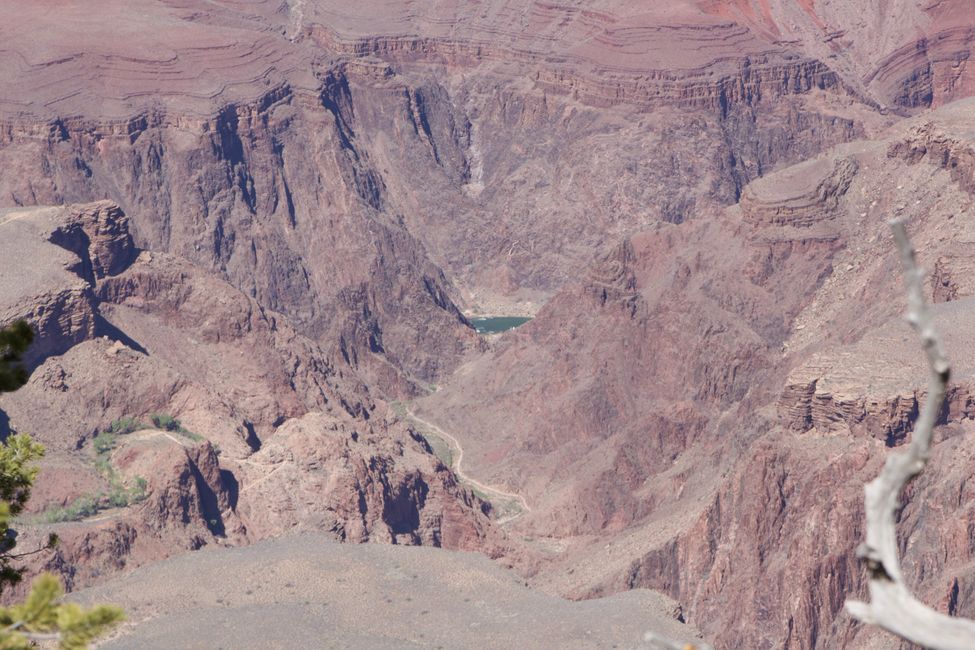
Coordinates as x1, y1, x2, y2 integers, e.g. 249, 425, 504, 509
406, 408, 531, 523
35, 429, 195, 527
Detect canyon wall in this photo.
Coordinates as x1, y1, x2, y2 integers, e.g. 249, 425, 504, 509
2, 1, 975, 647
0, 202, 498, 594
420, 100, 975, 648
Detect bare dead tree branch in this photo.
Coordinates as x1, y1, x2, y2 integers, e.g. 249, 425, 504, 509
845, 219, 975, 649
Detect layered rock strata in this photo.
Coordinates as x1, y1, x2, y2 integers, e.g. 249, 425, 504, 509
419, 99, 975, 649
0, 202, 497, 594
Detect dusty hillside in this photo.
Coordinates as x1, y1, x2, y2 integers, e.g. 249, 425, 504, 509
69, 533, 706, 649
0, 1, 974, 648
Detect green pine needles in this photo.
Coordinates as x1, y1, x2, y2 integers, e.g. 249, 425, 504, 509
0, 321, 124, 648
0, 321, 32, 394
0, 433, 48, 590
0, 574, 124, 649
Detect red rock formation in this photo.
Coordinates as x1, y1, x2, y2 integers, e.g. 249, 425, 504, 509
420, 99, 975, 648
0, 202, 498, 596
0, 0, 878, 360
1, 2, 975, 647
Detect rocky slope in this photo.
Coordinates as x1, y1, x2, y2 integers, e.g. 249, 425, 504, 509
419, 98, 975, 648
0, 201, 497, 594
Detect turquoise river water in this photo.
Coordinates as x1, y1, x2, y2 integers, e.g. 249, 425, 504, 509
470, 316, 531, 334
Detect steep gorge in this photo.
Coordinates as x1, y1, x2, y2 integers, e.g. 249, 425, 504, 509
420, 100, 975, 648
2, 1, 975, 648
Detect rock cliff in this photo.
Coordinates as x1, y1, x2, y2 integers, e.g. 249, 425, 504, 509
1, 2, 975, 648
420, 98, 975, 648
0, 202, 497, 595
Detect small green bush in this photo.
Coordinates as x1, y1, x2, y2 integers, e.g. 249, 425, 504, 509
44, 495, 99, 523
105, 485, 129, 509
92, 432, 117, 455
180, 429, 203, 442
93, 455, 113, 479
108, 417, 144, 435
43, 476, 148, 523
92, 417, 146, 455
129, 477, 148, 502
150, 413, 202, 441
149, 414, 178, 431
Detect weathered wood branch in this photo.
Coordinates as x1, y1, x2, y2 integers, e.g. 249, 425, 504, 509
845, 220, 975, 649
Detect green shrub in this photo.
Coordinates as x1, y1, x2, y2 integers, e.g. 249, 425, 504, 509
92, 417, 145, 455
150, 413, 202, 441
43, 476, 148, 523
108, 417, 144, 435
180, 429, 203, 442
44, 495, 99, 523
93, 455, 113, 479
105, 486, 129, 509
92, 432, 117, 455
128, 477, 148, 503
149, 413, 178, 431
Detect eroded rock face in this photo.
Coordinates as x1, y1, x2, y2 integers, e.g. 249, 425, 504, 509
740, 157, 858, 228
0, 0, 886, 364
0, 202, 496, 596
888, 120, 975, 195
232, 412, 496, 550
419, 100, 975, 649
780, 300, 975, 444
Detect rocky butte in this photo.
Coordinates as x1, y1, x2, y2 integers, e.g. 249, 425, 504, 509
0, 0, 974, 648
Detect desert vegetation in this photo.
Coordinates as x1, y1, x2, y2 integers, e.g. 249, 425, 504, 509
0, 321, 122, 648
35, 414, 207, 523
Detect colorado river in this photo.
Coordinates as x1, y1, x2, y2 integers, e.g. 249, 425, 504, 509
470, 316, 531, 334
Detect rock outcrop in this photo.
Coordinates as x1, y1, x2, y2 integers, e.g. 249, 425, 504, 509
0, 202, 497, 596
419, 100, 975, 648
781, 299, 975, 444
888, 120, 975, 196
741, 157, 858, 228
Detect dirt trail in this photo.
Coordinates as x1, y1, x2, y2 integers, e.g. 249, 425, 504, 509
406, 409, 530, 519
234, 458, 288, 495
128, 429, 190, 447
